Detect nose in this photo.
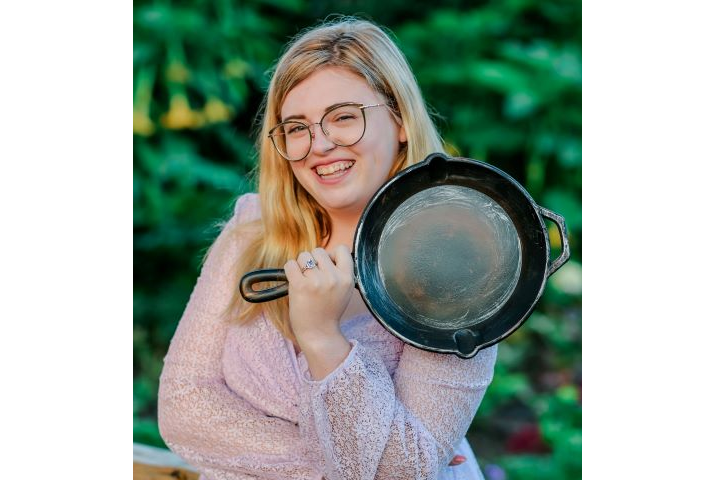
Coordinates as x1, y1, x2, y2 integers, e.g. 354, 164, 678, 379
309, 123, 336, 154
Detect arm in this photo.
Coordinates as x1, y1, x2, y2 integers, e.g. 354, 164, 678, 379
299, 339, 497, 480
158, 194, 317, 479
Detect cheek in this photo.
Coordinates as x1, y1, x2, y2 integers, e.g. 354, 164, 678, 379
378, 136, 400, 175
360, 129, 399, 171
288, 163, 312, 191
290, 162, 308, 180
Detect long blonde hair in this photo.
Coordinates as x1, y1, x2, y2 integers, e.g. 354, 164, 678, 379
224, 17, 445, 343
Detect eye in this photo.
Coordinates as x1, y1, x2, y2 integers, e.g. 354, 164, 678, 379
285, 123, 307, 135
328, 111, 359, 124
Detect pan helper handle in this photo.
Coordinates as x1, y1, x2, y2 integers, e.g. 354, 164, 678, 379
537, 206, 571, 276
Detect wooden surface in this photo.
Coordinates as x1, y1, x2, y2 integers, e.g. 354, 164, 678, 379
134, 443, 199, 480
133, 462, 199, 480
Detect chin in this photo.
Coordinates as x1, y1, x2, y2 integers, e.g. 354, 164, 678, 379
315, 192, 367, 213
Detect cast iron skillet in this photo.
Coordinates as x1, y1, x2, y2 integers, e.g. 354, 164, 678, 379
240, 153, 570, 358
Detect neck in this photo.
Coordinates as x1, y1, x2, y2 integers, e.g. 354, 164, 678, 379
323, 208, 362, 252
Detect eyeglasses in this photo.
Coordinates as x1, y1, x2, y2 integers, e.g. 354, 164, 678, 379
268, 102, 387, 161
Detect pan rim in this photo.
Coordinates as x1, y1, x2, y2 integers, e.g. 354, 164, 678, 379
354, 153, 551, 358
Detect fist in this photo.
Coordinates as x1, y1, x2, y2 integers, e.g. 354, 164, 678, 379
284, 245, 355, 343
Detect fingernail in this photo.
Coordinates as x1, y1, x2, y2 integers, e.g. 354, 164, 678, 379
457, 456, 466, 461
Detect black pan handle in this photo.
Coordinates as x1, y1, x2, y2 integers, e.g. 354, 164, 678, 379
537, 206, 571, 276
240, 269, 288, 303
240, 260, 360, 303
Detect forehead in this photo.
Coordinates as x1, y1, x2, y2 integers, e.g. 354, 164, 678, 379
281, 66, 380, 119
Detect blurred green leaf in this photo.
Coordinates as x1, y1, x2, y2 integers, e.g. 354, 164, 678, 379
134, 417, 166, 448
557, 136, 582, 168
505, 91, 541, 119
470, 61, 531, 93
548, 260, 582, 297
541, 188, 582, 233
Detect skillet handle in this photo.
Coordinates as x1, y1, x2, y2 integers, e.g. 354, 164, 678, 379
537, 206, 571, 276
240, 269, 288, 303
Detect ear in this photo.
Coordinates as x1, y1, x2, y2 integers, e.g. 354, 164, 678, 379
398, 123, 407, 144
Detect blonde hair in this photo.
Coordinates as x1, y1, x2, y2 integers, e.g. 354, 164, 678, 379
223, 17, 445, 343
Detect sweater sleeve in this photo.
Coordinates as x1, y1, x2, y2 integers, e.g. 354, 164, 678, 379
158, 193, 319, 480
298, 338, 497, 480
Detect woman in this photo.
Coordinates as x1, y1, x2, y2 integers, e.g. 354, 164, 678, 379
158, 18, 497, 480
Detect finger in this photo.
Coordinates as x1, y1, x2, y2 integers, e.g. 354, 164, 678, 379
311, 247, 335, 271
297, 251, 314, 264
324, 245, 339, 263
448, 455, 466, 466
284, 259, 303, 284
331, 244, 354, 276
297, 251, 319, 274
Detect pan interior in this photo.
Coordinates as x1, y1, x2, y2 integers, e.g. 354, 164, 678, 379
377, 185, 522, 330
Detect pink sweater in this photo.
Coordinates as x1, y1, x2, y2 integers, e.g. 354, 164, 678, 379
158, 193, 498, 480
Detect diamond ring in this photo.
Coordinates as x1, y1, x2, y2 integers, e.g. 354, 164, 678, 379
300, 258, 317, 274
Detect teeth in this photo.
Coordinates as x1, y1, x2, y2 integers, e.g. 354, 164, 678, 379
316, 161, 354, 176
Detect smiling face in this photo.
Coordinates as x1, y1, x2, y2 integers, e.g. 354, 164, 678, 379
279, 66, 406, 219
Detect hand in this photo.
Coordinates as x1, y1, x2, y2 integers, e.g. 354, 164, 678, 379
448, 454, 466, 467
284, 245, 355, 346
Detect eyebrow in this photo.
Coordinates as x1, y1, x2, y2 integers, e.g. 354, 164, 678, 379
281, 102, 357, 123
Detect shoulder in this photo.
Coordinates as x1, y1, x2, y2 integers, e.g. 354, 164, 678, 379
232, 192, 261, 225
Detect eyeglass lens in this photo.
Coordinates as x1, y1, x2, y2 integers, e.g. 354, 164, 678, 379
271, 104, 366, 161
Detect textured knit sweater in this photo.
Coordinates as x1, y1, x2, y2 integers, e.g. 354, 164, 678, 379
158, 193, 498, 480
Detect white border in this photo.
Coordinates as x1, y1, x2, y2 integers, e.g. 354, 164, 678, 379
2, 3, 130, 478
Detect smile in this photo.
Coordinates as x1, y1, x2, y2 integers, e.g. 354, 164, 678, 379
314, 160, 355, 177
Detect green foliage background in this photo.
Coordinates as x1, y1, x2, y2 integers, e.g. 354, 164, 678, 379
134, 1, 581, 478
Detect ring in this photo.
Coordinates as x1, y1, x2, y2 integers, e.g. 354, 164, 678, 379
300, 258, 317, 274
